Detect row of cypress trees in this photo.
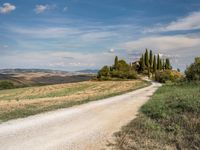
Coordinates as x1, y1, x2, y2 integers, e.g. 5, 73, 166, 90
139, 49, 172, 74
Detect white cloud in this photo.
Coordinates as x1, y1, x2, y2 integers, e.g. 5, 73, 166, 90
9, 26, 82, 38
80, 31, 115, 42
145, 11, 200, 32
34, 4, 55, 14
165, 11, 200, 31
8, 25, 117, 46
109, 48, 115, 53
120, 34, 200, 70
0, 51, 116, 71
0, 3, 16, 14
123, 35, 200, 52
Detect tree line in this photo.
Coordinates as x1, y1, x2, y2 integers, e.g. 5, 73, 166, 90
97, 56, 137, 80
137, 49, 172, 76
97, 49, 173, 80
97, 49, 200, 82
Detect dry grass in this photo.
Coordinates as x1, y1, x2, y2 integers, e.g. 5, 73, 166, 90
0, 80, 149, 122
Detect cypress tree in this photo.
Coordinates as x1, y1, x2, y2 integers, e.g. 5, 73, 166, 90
114, 56, 118, 70
157, 54, 160, 70
149, 50, 153, 68
162, 59, 165, 70
153, 55, 157, 73
165, 58, 172, 69
145, 49, 149, 67
159, 59, 162, 70
169, 59, 172, 69
139, 54, 145, 71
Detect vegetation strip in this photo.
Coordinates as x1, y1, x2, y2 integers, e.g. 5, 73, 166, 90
112, 82, 200, 150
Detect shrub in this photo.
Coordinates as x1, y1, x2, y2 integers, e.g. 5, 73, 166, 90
127, 70, 137, 79
155, 70, 183, 83
97, 57, 138, 80
97, 66, 110, 78
0, 80, 15, 90
185, 57, 200, 81
110, 70, 137, 79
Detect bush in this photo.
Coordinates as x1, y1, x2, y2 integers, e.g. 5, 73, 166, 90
110, 70, 137, 79
97, 66, 110, 79
127, 70, 137, 79
155, 70, 183, 83
97, 57, 138, 80
0, 80, 15, 90
185, 57, 200, 81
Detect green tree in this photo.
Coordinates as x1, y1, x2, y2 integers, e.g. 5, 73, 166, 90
165, 58, 171, 70
0, 81, 14, 90
157, 54, 161, 70
185, 57, 200, 81
153, 55, 157, 73
111, 59, 137, 79
162, 59, 165, 70
139, 54, 145, 72
114, 56, 119, 70
97, 66, 110, 78
117, 60, 129, 71
149, 50, 153, 68
145, 49, 149, 67
159, 59, 162, 70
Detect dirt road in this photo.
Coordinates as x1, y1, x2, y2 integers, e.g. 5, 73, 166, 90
0, 82, 161, 150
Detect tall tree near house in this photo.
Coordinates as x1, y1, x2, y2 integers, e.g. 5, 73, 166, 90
145, 49, 149, 67
159, 59, 162, 70
153, 55, 157, 73
169, 59, 172, 69
139, 54, 145, 71
114, 56, 119, 70
165, 58, 171, 69
162, 59, 165, 70
157, 54, 160, 70
149, 50, 153, 68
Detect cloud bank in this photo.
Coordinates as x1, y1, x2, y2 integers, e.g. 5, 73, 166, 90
145, 11, 200, 32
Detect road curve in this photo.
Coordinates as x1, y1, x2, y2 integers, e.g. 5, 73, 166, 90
0, 82, 161, 150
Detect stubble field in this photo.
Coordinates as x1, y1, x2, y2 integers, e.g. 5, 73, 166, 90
0, 80, 149, 122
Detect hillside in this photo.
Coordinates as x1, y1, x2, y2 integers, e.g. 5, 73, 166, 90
0, 69, 95, 87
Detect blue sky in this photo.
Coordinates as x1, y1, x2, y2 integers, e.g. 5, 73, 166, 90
0, 0, 200, 71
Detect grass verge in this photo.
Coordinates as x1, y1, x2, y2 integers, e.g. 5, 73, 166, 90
0, 80, 150, 122
112, 82, 200, 150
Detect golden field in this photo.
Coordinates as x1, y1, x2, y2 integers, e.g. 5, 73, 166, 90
0, 80, 149, 122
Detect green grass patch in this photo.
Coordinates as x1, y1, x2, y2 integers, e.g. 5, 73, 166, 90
112, 82, 200, 150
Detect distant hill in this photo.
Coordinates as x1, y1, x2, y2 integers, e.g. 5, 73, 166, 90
77, 69, 98, 74
0, 68, 95, 87
0, 68, 70, 74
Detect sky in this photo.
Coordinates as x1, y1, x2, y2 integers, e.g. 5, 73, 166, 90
0, 0, 200, 71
